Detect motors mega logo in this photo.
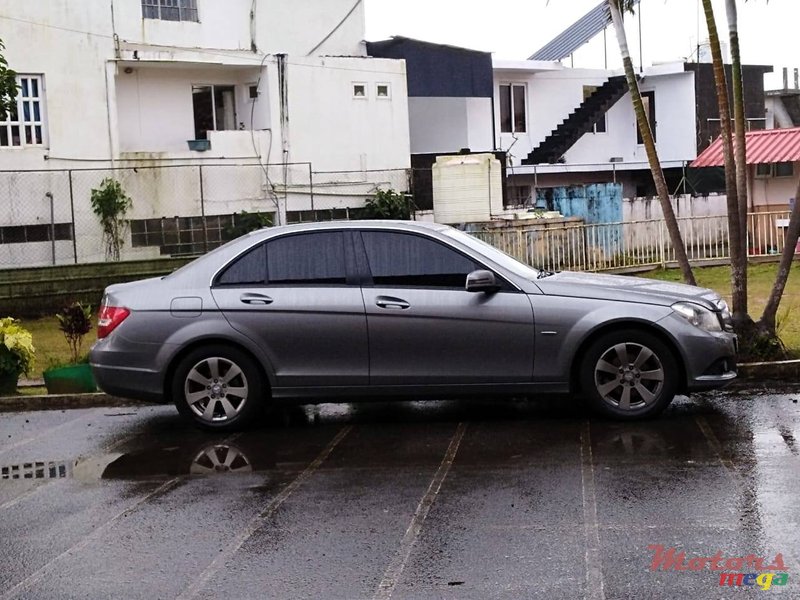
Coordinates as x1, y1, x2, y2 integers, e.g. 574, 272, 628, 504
648, 545, 790, 591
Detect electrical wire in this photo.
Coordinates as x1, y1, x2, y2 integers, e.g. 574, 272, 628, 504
305, 0, 363, 56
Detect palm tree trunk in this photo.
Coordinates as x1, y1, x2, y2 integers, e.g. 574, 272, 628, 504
726, 0, 750, 287
760, 177, 800, 332
701, 0, 748, 323
608, 0, 696, 285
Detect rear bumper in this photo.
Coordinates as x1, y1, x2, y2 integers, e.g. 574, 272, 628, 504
91, 363, 166, 403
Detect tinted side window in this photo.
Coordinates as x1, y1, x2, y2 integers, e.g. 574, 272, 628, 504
266, 232, 346, 285
217, 243, 266, 285
361, 232, 479, 288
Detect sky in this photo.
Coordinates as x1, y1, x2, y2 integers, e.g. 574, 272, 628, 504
365, 0, 797, 89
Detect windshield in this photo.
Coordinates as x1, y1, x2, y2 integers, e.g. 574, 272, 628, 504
442, 228, 542, 281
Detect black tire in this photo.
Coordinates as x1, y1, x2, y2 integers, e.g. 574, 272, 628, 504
579, 329, 679, 420
172, 344, 267, 431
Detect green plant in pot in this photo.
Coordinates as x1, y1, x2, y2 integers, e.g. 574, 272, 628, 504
43, 302, 97, 394
0, 318, 35, 396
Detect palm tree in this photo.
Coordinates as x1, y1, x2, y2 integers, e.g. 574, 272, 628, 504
608, 0, 696, 285
701, 0, 748, 325
726, 0, 749, 265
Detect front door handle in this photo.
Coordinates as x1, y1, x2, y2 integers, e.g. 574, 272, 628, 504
240, 293, 273, 305
375, 296, 410, 310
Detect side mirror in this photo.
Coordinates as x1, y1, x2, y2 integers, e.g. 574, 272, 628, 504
466, 269, 500, 293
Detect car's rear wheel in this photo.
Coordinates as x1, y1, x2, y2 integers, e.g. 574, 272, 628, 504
172, 345, 266, 431
579, 329, 679, 420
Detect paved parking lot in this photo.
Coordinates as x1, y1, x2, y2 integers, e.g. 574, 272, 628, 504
0, 390, 798, 599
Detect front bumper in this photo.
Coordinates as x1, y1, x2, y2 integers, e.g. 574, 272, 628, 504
658, 312, 738, 392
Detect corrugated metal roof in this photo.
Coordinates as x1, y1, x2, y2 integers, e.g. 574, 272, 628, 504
691, 127, 800, 167
529, 0, 640, 62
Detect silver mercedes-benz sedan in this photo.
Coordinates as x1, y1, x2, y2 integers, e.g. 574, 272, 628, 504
90, 221, 737, 430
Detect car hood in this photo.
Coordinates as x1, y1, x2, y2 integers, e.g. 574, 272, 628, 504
533, 271, 721, 309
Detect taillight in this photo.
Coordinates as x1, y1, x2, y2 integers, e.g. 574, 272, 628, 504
97, 305, 130, 339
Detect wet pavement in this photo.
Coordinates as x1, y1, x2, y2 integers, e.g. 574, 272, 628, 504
0, 391, 798, 599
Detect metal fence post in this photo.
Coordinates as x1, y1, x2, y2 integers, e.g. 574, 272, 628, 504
47, 192, 55, 266
308, 162, 314, 211
68, 170, 78, 264
199, 165, 208, 253
659, 219, 666, 268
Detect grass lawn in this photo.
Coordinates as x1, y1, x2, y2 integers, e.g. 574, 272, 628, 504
12, 262, 798, 379
640, 262, 800, 354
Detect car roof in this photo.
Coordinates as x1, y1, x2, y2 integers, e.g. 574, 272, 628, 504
246, 219, 452, 239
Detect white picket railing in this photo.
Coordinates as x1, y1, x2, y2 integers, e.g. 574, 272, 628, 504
470, 212, 792, 272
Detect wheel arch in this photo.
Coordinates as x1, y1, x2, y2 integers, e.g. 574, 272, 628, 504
569, 320, 688, 395
162, 337, 274, 405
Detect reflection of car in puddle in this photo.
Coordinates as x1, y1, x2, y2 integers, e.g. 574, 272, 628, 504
189, 445, 253, 475
99, 440, 266, 480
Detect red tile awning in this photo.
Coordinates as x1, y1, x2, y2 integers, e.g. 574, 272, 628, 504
691, 126, 800, 167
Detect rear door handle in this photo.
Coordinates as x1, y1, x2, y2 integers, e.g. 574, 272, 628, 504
375, 296, 410, 310
240, 293, 273, 305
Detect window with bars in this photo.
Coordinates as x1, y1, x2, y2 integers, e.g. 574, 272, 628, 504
141, 0, 199, 22
0, 75, 46, 148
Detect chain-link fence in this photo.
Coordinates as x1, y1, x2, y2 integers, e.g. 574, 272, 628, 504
0, 164, 410, 269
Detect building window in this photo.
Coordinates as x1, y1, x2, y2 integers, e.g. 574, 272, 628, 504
583, 85, 607, 134
192, 85, 236, 140
141, 0, 198, 22
507, 184, 533, 207
637, 91, 656, 144
1, 75, 46, 148
499, 84, 526, 133
376, 83, 391, 98
353, 83, 367, 98
775, 162, 794, 177
756, 162, 795, 178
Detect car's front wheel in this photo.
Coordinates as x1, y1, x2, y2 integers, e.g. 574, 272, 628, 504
172, 345, 266, 431
579, 329, 679, 420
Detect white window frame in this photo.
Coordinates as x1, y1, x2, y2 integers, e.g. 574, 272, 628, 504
191, 84, 237, 139
352, 83, 367, 99
499, 83, 527, 134
376, 83, 391, 99
0, 75, 46, 149
141, 0, 199, 22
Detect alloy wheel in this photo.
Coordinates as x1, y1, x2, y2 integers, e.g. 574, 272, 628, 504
593, 342, 665, 411
183, 356, 249, 423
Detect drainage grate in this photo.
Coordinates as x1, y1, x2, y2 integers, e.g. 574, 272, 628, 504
1, 461, 71, 480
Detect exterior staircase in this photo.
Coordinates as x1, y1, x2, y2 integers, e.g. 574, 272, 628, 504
523, 76, 629, 165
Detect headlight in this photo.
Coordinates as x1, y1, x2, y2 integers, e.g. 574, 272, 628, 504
715, 299, 733, 331
672, 301, 722, 332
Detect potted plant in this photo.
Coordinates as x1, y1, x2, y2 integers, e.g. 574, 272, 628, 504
0, 317, 35, 396
43, 302, 96, 394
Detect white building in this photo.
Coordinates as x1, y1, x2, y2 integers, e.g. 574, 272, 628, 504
494, 60, 698, 200
0, 0, 411, 223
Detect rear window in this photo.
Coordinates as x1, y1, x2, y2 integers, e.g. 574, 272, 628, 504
217, 244, 266, 285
